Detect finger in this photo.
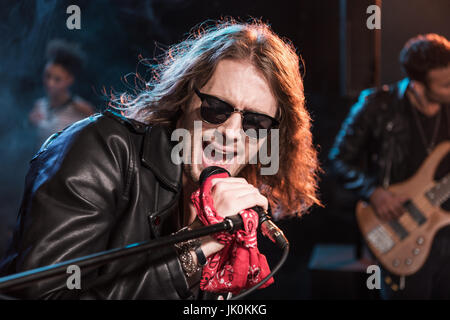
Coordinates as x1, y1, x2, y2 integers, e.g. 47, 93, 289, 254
212, 187, 260, 217
394, 203, 405, 218
211, 181, 254, 194
216, 186, 261, 206
377, 208, 390, 221
211, 177, 247, 188
236, 191, 268, 211
384, 210, 394, 221
387, 193, 402, 218
378, 205, 393, 221
388, 204, 402, 219
215, 190, 267, 217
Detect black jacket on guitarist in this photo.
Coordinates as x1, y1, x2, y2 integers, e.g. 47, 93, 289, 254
329, 78, 450, 202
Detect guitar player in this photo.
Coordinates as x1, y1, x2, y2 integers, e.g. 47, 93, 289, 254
329, 33, 450, 299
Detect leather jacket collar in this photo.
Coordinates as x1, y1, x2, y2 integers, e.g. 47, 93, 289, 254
104, 109, 183, 193
397, 77, 410, 100
141, 125, 182, 193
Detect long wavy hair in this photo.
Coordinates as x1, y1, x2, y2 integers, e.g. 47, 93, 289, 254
111, 18, 322, 218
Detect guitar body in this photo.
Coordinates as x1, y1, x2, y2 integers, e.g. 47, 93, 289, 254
356, 141, 450, 276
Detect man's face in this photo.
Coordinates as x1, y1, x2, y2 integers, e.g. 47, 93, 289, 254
425, 65, 450, 104
178, 59, 278, 183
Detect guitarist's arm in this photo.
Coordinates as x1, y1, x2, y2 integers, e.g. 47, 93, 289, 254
329, 90, 406, 220
329, 89, 379, 201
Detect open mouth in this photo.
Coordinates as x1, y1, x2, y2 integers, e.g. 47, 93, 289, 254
202, 141, 239, 166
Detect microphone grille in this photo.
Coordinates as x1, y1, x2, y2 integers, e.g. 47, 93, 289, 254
199, 166, 230, 185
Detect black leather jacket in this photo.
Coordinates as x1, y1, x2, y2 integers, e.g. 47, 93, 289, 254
329, 78, 427, 200
0, 110, 197, 299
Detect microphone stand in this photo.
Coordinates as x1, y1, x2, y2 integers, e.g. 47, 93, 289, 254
0, 215, 244, 295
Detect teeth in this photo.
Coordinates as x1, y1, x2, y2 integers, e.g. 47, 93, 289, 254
216, 149, 234, 161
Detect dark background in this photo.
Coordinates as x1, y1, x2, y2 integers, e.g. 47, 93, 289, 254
0, 0, 448, 299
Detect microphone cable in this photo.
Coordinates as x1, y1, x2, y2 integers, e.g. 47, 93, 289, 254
230, 239, 289, 300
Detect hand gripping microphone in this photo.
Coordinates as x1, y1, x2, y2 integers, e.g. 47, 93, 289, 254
199, 166, 289, 249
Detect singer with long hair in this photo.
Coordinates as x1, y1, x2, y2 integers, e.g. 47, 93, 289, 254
0, 19, 321, 299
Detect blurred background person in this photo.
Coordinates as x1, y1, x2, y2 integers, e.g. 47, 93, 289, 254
29, 39, 95, 147
329, 33, 450, 299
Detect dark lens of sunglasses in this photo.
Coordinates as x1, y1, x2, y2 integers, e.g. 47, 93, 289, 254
244, 114, 274, 137
243, 126, 268, 139
244, 114, 274, 130
200, 97, 233, 124
200, 106, 230, 124
199, 95, 276, 139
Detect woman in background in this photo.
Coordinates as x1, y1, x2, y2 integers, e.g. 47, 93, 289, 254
29, 39, 95, 147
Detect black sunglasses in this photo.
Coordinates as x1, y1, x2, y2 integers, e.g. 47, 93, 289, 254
194, 88, 280, 139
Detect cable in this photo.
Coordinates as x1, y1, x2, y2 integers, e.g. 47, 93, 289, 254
230, 242, 290, 300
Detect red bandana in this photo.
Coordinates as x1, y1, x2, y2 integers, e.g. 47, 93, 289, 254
190, 172, 274, 294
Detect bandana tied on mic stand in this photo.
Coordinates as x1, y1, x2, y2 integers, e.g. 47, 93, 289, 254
190, 172, 274, 294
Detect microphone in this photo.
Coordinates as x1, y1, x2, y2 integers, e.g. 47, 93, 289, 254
199, 166, 289, 249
